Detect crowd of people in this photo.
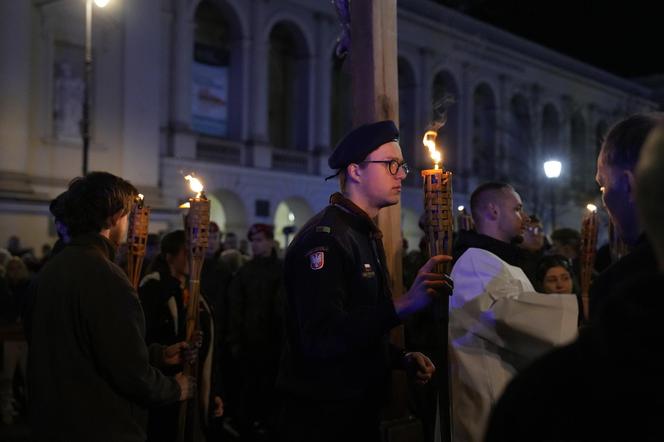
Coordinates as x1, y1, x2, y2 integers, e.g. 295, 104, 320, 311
0, 112, 663, 441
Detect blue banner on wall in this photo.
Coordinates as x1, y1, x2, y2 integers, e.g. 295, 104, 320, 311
191, 61, 228, 137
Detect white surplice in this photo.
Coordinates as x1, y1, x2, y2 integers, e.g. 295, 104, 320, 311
448, 247, 578, 442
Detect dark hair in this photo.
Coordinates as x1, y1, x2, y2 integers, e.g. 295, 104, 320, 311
601, 112, 664, 171
61, 172, 137, 237
535, 255, 574, 291
49, 191, 68, 222
146, 230, 186, 276
160, 230, 186, 256
551, 228, 581, 248
470, 182, 513, 223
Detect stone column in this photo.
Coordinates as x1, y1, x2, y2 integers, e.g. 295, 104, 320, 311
312, 14, 335, 175
0, 1, 32, 187
247, 4, 271, 169
171, 2, 196, 159
121, 0, 161, 187
459, 62, 473, 192
496, 74, 512, 177
559, 94, 574, 188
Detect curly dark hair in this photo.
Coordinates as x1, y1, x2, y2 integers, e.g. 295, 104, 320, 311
61, 171, 137, 237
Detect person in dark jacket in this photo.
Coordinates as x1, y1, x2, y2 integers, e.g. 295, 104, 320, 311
139, 230, 189, 442
139, 229, 223, 441
277, 121, 453, 442
27, 172, 195, 442
485, 115, 664, 442
227, 223, 283, 439
589, 112, 663, 318
140, 230, 188, 348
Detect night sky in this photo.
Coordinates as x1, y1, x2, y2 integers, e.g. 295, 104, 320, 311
434, 0, 663, 78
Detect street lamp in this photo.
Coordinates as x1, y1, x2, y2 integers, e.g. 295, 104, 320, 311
543, 160, 562, 229
82, 0, 110, 175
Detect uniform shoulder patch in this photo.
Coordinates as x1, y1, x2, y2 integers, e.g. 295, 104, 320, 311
309, 251, 325, 270
315, 226, 332, 233
305, 246, 328, 270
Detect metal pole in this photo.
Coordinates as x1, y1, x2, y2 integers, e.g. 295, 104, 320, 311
550, 181, 556, 230
82, 0, 92, 175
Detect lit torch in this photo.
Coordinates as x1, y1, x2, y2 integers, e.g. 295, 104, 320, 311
580, 203, 598, 321
126, 193, 150, 289
177, 174, 210, 442
421, 130, 453, 274
421, 129, 454, 442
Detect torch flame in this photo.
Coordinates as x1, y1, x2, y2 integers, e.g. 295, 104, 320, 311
423, 130, 443, 169
586, 204, 597, 212
179, 202, 191, 209
185, 174, 204, 197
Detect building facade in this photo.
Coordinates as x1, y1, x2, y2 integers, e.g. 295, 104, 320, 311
0, 0, 656, 253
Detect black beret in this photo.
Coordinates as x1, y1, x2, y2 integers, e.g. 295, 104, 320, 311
328, 120, 399, 170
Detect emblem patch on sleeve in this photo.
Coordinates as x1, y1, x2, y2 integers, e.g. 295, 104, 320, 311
310, 251, 325, 270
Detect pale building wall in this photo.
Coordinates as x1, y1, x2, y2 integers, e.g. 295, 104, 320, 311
0, 0, 657, 248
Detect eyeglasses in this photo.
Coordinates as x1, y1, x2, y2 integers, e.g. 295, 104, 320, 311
361, 159, 410, 176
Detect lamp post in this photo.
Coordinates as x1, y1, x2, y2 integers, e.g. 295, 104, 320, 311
543, 160, 562, 230
82, 0, 110, 175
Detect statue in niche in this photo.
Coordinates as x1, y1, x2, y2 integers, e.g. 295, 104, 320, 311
53, 61, 84, 141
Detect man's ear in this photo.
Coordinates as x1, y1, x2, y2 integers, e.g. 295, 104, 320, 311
346, 163, 362, 184
486, 202, 499, 222
108, 209, 124, 228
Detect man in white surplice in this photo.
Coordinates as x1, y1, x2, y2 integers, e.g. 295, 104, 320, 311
448, 182, 578, 442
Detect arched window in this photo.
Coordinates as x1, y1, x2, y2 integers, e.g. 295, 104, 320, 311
208, 189, 248, 239
273, 197, 313, 247
472, 83, 497, 180
192, 1, 232, 138
268, 22, 309, 151
508, 94, 533, 184
329, 53, 352, 147
431, 71, 459, 171
398, 57, 416, 169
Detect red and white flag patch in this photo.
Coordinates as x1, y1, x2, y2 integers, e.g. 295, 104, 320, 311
309, 251, 325, 270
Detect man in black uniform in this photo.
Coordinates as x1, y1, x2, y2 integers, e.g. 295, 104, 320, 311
277, 121, 453, 442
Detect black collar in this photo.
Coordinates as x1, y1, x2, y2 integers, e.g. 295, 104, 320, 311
453, 230, 524, 267
329, 192, 383, 239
